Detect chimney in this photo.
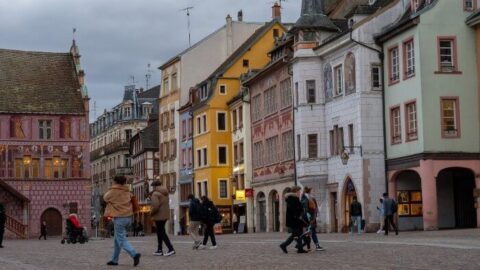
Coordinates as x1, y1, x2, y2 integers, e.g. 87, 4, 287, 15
272, 1, 281, 21
226, 14, 234, 55
238, 10, 243, 22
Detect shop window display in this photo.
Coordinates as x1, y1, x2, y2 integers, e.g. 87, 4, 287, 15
397, 191, 423, 217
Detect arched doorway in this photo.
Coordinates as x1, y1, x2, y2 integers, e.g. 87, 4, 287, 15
257, 192, 266, 232
269, 190, 280, 232
395, 170, 423, 230
343, 178, 357, 232
437, 168, 477, 229
40, 208, 63, 236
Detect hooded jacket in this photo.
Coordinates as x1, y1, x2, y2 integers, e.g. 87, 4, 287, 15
188, 198, 202, 222
285, 193, 304, 229
103, 184, 133, 218
150, 186, 170, 221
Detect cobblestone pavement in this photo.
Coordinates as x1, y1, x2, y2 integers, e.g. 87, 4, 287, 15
0, 229, 479, 270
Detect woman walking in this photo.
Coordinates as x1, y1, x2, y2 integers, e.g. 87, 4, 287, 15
39, 221, 47, 240
280, 186, 307, 254
198, 196, 220, 250
103, 175, 141, 267
150, 180, 175, 256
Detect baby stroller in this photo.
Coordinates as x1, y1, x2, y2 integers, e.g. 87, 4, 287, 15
61, 214, 89, 244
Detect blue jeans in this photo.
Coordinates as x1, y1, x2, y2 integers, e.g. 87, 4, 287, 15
111, 217, 137, 263
350, 216, 362, 234
310, 226, 319, 244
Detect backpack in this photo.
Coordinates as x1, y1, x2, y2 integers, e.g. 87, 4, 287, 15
212, 206, 222, 224
391, 199, 398, 214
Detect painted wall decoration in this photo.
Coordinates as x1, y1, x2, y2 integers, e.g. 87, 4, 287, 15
10, 117, 25, 138
323, 63, 333, 102
344, 52, 356, 95
60, 118, 72, 139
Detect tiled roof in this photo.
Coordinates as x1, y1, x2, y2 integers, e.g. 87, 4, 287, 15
0, 49, 85, 115
138, 85, 160, 99
130, 120, 159, 156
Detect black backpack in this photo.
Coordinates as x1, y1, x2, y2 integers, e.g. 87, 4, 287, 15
391, 199, 398, 214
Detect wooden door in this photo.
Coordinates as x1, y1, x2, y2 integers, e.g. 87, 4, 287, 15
40, 208, 63, 236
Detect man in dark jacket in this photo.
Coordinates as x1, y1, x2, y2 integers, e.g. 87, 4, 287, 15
0, 202, 5, 248
187, 194, 202, 249
349, 196, 362, 234
280, 186, 307, 254
383, 193, 398, 235
198, 196, 219, 250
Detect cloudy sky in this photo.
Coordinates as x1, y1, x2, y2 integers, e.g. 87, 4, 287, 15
0, 0, 301, 122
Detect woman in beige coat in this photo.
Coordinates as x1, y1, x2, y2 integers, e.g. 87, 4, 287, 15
103, 175, 141, 266
150, 180, 175, 256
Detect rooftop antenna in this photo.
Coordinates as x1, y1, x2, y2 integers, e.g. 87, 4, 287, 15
179, 6, 194, 47
129, 75, 138, 85
73, 27, 76, 40
145, 63, 152, 90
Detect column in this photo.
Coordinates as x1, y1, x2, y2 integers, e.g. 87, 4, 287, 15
419, 160, 438, 231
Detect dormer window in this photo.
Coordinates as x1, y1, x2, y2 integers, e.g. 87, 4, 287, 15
200, 84, 208, 101
464, 0, 476, 11
303, 31, 316, 42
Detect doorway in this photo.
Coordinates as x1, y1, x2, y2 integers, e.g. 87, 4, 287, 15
343, 178, 357, 232
330, 192, 338, 232
257, 192, 266, 232
270, 190, 280, 232
437, 168, 477, 229
40, 208, 63, 236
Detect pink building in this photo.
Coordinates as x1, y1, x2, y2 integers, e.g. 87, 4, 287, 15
244, 34, 295, 232
0, 41, 90, 238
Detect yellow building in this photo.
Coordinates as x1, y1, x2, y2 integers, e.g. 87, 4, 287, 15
191, 19, 286, 232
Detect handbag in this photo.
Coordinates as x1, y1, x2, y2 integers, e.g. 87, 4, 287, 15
131, 195, 140, 214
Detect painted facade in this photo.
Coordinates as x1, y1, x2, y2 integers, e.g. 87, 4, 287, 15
0, 41, 90, 238
377, 0, 480, 230
159, 15, 263, 235
192, 19, 286, 232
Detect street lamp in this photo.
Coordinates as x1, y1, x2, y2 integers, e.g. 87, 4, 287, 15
340, 146, 363, 165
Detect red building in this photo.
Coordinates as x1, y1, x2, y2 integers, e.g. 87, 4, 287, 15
0, 41, 90, 238
244, 34, 294, 233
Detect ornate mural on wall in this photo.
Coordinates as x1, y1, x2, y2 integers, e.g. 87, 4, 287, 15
344, 52, 356, 95
323, 63, 333, 102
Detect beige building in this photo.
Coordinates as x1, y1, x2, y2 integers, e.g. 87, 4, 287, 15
158, 12, 263, 234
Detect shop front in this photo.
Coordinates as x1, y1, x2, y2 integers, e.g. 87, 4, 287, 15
233, 189, 247, 233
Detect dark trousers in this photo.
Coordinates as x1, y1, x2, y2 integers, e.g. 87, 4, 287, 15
155, 220, 174, 252
202, 223, 217, 246
0, 226, 4, 246
39, 232, 46, 240
384, 215, 398, 235
281, 227, 304, 251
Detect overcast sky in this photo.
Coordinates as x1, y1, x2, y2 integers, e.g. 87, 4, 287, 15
0, 0, 300, 122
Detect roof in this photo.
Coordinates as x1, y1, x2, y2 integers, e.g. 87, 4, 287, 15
0, 180, 30, 202
344, 0, 394, 18
130, 120, 159, 157
138, 85, 160, 99
0, 49, 85, 115
290, 0, 340, 32
466, 9, 480, 26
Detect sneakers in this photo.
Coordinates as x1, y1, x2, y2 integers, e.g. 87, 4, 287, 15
209, 245, 218, 250
279, 244, 288, 254
164, 250, 176, 257
153, 250, 163, 256
106, 261, 118, 266
198, 244, 206, 250
376, 230, 384, 234
315, 245, 325, 251
133, 253, 141, 267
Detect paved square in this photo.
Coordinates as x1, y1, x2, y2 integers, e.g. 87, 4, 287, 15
1, 230, 479, 270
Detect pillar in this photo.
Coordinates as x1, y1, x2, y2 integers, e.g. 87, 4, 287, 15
279, 193, 285, 233
419, 160, 438, 230
476, 173, 480, 228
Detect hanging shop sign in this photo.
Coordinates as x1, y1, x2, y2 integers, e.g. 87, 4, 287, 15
235, 190, 246, 201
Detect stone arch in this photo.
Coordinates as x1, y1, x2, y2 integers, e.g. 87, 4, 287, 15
256, 192, 267, 232
394, 170, 423, 231
340, 176, 357, 232
268, 190, 280, 232
40, 207, 63, 236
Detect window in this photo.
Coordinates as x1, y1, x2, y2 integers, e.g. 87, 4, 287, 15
196, 148, 208, 167
411, 0, 419, 12
163, 78, 169, 94
329, 130, 335, 156
188, 118, 193, 137
239, 142, 244, 162
196, 114, 207, 134
308, 134, 318, 158
295, 82, 299, 106
39, 120, 52, 140
441, 98, 460, 138
238, 106, 243, 127
125, 129, 132, 141
252, 95, 262, 122
371, 65, 382, 90
273, 28, 280, 38
264, 86, 277, 116
171, 73, 178, 91
389, 46, 400, 84
297, 134, 301, 160
218, 146, 227, 165
243, 59, 249, 68
282, 131, 294, 160
170, 139, 177, 160
234, 144, 238, 164
334, 65, 343, 96
338, 128, 344, 155
306, 80, 316, 104
405, 102, 418, 141
44, 159, 53, 179
403, 38, 415, 78
170, 109, 175, 128
232, 110, 237, 130
303, 31, 316, 41
219, 179, 228, 199
348, 124, 354, 152
464, 0, 476, 11
217, 112, 226, 131
265, 136, 279, 165
391, 107, 402, 144
200, 84, 208, 100
253, 142, 264, 168
280, 78, 292, 108
182, 120, 187, 139
437, 37, 459, 73
397, 191, 423, 217
219, 85, 226, 95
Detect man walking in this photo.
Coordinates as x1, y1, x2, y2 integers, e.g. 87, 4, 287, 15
39, 221, 47, 240
280, 186, 307, 254
349, 196, 362, 234
187, 194, 202, 249
0, 201, 5, 248
383, 193, 398, 235
150, 180, 175, 256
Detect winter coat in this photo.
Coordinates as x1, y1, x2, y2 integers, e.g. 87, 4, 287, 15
350, 200, 362, 217
0, 203, 5, 226
150, 186, 170, 221
103, 184, 134, 218
383, 198, 396, 216
40, 224, 47, 234
201, 200, 220, 225
285, 193, 304, 229
188, 198, 202, 222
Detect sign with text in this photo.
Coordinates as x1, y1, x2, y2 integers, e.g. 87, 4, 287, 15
235, 190, 246, 201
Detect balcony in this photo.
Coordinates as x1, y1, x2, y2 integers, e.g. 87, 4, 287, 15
90, 139, 130, 161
